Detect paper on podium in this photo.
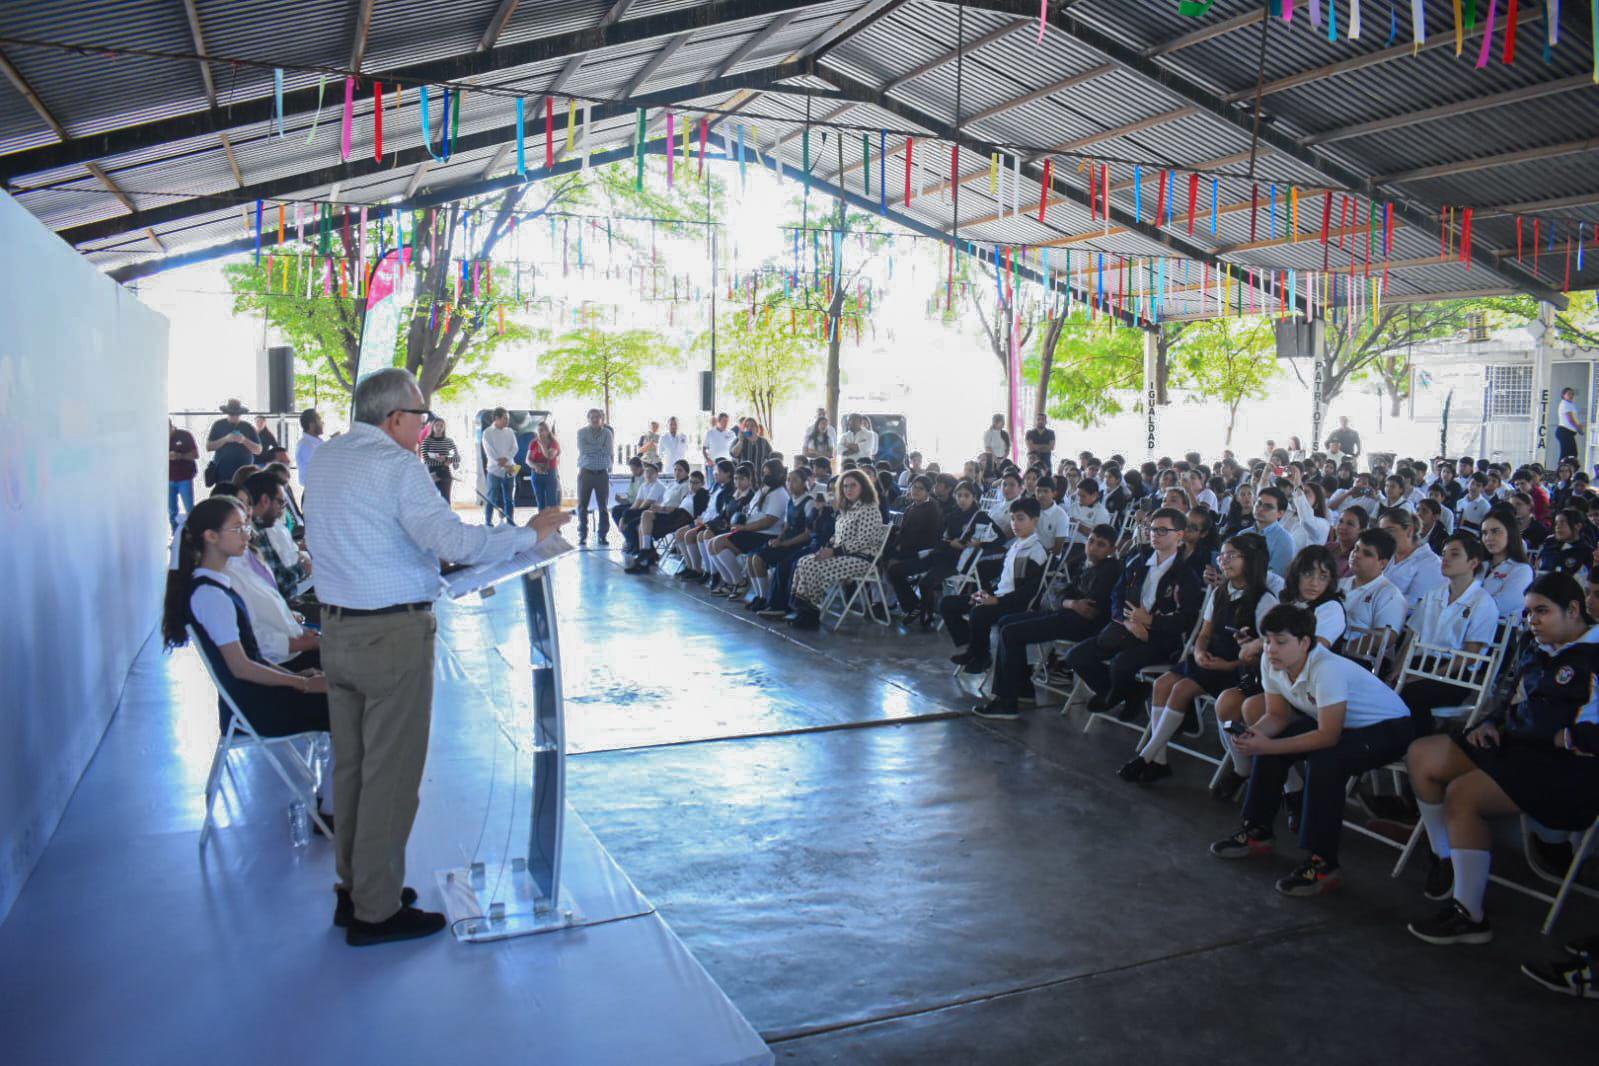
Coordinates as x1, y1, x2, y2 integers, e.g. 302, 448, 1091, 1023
441, 533, 576, 600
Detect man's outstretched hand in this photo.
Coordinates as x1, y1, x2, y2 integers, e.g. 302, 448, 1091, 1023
527, 509, 574, 537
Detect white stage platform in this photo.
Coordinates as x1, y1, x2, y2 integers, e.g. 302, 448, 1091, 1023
0, 624, 771, 1066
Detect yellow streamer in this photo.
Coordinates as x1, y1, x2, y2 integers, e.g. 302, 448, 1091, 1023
1452, 0, 1464, 54
565, 100, 575, 153
990, 153, 998, 195
1290, 187, 1300, 241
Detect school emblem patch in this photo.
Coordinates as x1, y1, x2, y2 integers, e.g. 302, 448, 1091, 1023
1556, 665, 1575, 685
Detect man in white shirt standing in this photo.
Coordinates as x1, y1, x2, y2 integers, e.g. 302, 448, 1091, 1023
702, 412, 735, 472
659, 416, 690, 471
295, 409, 324, 486
838, 414, 878, 464
1556, 385, 1584, 463
308, 369, 569, 947
481, 407, 520, 527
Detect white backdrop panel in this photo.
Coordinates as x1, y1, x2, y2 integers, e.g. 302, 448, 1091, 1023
0, 191, 169, 922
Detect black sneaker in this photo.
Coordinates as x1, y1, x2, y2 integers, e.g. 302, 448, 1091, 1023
345, 904, 448, 946
674, 568, 700, 581
972, 701, 1020, 720
1283, 790, 1305, 834
1407, 900, 1493, 945
1136, 760, 1173, 786
788, 610, 821, 631
745, 597, 767, 612
1424, 854, 1454, 901
1210, 825, 1274, 859
1210, 763, 1247, 803
1117, 756, 1148, 782
949, 650, 973, 665
1565, 934, 1599, 957
334, 886, 418, 928
1276, 855, 1342, 897
961, 658, 990, 675
1521, 954, 1599, 999
1086, 691, 1116, 713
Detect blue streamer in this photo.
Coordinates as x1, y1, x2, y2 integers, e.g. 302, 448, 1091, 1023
1388, 3, 1399, 43
879, 130, 887, 214
1096, 253, 1105, 310
1327, 0, 1337, 40
441, 90, 452, 161
1211, 179, 1219, 235
273, 69, 284, 138
1580, 224, 1586, 271
1133, 166, 1143, 223
1270, 185, 1278, 239
420, 86, 442, 161
253, 199, 262, 264
736, 125, 747, 183
515, 98, 526, 176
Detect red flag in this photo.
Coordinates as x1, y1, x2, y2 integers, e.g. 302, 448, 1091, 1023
1504, 0, 1519, 62
1156, 170, 1168, 228
545, 97, 554, 169
1516, 216, 1524, 260
373, 83, 383, 162
1250, 184, 1259, 241
1038, 159, 1052, 221
1461, 207, 1474, 268
1187, 173, 1199, 234
904, 139, 914, 206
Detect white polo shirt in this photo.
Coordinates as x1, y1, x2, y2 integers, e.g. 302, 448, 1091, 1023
1139, 548, 1179, 612
632, 479, 667, 508
748, 485, 790, 537
658, 477, 693, 512
703, 426, 736, 462
1385, 543, 1446, 608
1263, 644, 1412, 728
1408, 580, 1500, 649
1480, 559, 1534, 619
1288, 598, 1347, 647
659, 432, 690, 469
1339, 574, 1408, 635
189, 567, 247, 649
1068, 499, 1111, 545
1035, 502, 1070, 550
1456, 494, 1492, 529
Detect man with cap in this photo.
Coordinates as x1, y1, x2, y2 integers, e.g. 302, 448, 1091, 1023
206, 399, 262, 485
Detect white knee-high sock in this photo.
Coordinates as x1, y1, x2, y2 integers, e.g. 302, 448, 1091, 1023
641, 532, 654, 550
1451, 848, 1491, 921
1417, 800, 1452, 859
1285, 766, 1304, 791
709, 550, 735, 582
750, 575, 767, 599
1140, 706, 1187, 764
1219, 727, 1252, 776
681, 540, 700, 569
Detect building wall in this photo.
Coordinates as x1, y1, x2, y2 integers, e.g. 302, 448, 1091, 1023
0, 192, 170, 922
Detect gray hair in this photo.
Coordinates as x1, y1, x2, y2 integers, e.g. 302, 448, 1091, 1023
352, 368, 421, 426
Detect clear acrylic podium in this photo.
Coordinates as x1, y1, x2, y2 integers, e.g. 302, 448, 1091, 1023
432, 538, 585, 942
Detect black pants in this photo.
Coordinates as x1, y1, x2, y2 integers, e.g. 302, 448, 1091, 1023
1401, 678, 1477, 734
620, 508, 646, 552
992, 610, 1102, 704
1063, 624, 1175, 708
576, 469, 611, 540
886, 550, 952, 611
939, 596, 1009, 664
1241, 714, 1416, 864
1557, 426, 1578, 462
220, 681, 330, 739
429, 470, 452, 503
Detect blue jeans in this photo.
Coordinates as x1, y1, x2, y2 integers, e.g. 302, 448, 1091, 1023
168, 479, 194, 528
531, 471, 560, 509
487, 474, 515, 525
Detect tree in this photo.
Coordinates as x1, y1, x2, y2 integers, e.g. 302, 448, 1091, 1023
1169, 318, 1279, 446
699, 296, 820, 438
535, 327, 677, 420
1293, 299, 1477, 414
1022, 314, 1146, 427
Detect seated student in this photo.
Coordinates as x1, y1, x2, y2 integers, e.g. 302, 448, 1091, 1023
787, 470, 888, 629
891, 476, 945, 562
746, 469, 815, 613
876, 468, 900, 510
226, 541, 321, 668
1509, 490, 1550, 550
972, 472, 1024, 579
1281, 545, 1347, 649
619, 462, 667, 555
1221, 482, 1256, 538
1339, 527, 1409, 651
610, 456, 647, 529
1118, 533, 1277, 783
1064, 477, 1111, 554
1382, 474, 1416, 514
762, 477, 836, 619
1426, 483, 1458, 533
675, 460, 737, 583
241, 471, 312, 604
1328, 506, 1367, 579
1208, 604, 1414, 896
1478, 509, 1536, 617
1514, 467, 1552, 523
1063, 507, 1203, 715
974, 524, 1125, 720
1181, 507, 1220, 582
896, 451, 925, 491
1379, 507, 1446, 609
1032, 477, 1070, 552
1416, 498, 1449, 554
1253, 486, 1296, 578
1330, 473, 1383, 522
625, 460, 696, 572
707, 459, 790, 598
1537, 508, 1592, 580
888, 480, 982, 627
1101, 466, 1130, 521
161, 497, 333, 817
1285, 479, 1331, 552
942, 497, 1048, 674
1390, 533, 1501, 733
1404, 573, 1599, 945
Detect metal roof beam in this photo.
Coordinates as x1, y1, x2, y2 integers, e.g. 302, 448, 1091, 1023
961, 64, 1114, 127
84, 162, 136, 214
478, 0, 523, 52
807, 0, 910, 61
1143, 9, 1263, 57
479, 144, 511, 179
53, 65, 804, 247
0, 49, 67, 140
1376, 137, 1599, 185
1303, 75, 1596, 147
621, 32, 692, 98
348, 0, 376, 71
218, 132, 244, 188
882, 17, 1030, 92
405, 160, 433, 196
1475, 191, 1599, 219
713, 10, 801, 77
602, 0, 637, 26
0, 0, 839, 183
178, 0, 219, 109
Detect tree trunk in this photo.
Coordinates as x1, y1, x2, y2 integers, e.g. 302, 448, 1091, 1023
825, 283, 844, 425
1225, 400, 1240, 447
1033, 313, 1065, 420
1387, 385, 1404, 418
1154, 326, 1173, 405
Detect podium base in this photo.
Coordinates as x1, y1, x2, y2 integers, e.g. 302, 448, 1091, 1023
435, 862, 591, 942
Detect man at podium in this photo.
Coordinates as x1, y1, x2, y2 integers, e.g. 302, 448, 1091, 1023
306, 368, 570, 947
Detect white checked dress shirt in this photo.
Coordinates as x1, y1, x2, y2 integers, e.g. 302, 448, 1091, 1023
306, 422, 544, 609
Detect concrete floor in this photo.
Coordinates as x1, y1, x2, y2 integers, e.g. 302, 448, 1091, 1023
559, 551, 1597, 1063
4, 548, 1594, 1064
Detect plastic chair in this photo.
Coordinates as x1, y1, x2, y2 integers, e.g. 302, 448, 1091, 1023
190, 627, 331, 854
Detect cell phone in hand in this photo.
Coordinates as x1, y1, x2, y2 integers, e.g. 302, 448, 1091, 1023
1224, 721, 1249, 736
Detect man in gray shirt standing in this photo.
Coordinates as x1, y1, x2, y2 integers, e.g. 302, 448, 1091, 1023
575, 408, 615, 546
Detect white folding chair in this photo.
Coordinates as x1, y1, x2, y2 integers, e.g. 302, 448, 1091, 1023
189, 627, 331, 854
1522, 815, 1599, 934
820, 526, 895, 630
1340, 625, 1395, 676
1082, 614, 1204, 738
655, 530, 685, 575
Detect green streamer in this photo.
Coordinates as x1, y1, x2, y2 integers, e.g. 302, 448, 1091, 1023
634, 109, 646, 191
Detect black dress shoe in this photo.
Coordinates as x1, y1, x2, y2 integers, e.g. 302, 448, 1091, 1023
334, 886, 419, 928
788, 610, 821, 630
1086, 691, 1116, 713
1117, 756, 1148, 782
345, 904, 448, 946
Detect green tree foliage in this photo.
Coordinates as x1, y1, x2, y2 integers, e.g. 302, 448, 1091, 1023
535, 326, 677, 421
1023, 315, 1146, 427
698, 296, 821, 438
1169, 319, 1280, 446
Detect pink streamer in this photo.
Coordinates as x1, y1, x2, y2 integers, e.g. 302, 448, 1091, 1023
1038, 0, 1047, 42
324, 257, 333, 295
1284, 0, 1294, 18
1475, 0, 1500, 66
340, 77, 355, 161
666, 111, 675, 186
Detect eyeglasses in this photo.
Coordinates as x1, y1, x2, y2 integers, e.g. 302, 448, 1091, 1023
389, 407, 435, 420
218, 524, 247, 536
1149, 526, 1182, 536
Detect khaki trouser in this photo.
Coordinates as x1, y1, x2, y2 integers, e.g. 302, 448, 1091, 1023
321, 608, 437, 923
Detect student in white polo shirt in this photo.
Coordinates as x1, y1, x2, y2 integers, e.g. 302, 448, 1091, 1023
1456, 474, 1493, 533
1390, 533, 1501, 733
1064, 477, 1111, 554
1379, 507, 1445, 609
1033, 477, 1070, 551
1209, 603, 1414, 896
1477, 509, 1535, 619
1339, 527, 1409, 648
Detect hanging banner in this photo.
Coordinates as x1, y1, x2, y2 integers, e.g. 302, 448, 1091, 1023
351, 246, 417, 401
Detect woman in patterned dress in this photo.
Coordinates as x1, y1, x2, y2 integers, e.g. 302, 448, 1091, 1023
788, 470, 887, 630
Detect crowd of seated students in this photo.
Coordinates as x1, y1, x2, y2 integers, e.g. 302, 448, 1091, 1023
620, 436, 1599, 992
